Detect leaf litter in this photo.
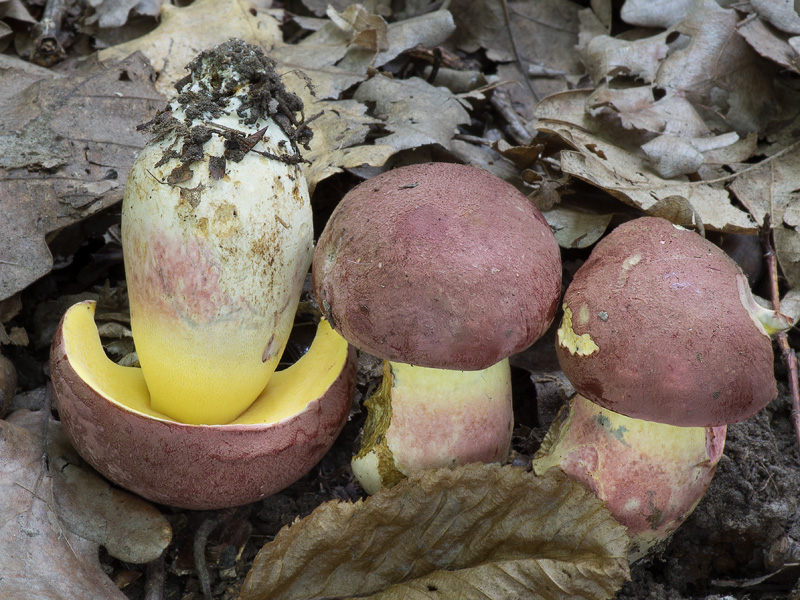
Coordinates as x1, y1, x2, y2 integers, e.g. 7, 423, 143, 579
2, 0, 800, 598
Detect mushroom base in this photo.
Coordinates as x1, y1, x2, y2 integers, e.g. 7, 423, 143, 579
352, 359, 514, 495
532, 394, 726, 561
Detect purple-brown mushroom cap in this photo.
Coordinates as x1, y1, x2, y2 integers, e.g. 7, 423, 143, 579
312, 163, 562, 370
555, 217, 777, 427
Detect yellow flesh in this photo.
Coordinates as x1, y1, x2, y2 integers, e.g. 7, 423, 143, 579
63, 302, 348, 425
557, 304, 600, 356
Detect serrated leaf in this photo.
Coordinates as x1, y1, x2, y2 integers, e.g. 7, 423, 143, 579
240, 464, 630, 600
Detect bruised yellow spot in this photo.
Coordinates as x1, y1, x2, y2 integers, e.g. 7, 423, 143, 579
62, 301, 348, 425
557, 304, 600, 356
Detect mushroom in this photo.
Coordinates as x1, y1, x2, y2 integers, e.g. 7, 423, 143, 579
49, 40, 355, 509
555, 216, 783, 427
532, 394, 725, 561
312, 162, 562, 494
535, 216, 791, 560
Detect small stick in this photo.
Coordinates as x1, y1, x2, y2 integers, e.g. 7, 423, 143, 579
490, 87, 533, 146
194, 517, 220, 600
144, 551, 166, 600
761, 216, 800, 445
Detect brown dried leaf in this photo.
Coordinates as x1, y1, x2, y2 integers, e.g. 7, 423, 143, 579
297, 0, 391, 18
586, 85, 709, 137
449, 0, 584, 119
619, 0, 693, 28
352, 76, 470, 152
729, 145, 800, 287
534, 96, 757, 232
582, 31, 670, 85
0, 410, 171, 599
97, 0, 282, 97
750, 0, 800, 35
0, 52, 163, 301
240, 464, 630, 600
544, 206, 614, 249
737, 14, 800, 74
655, 0, 778, 132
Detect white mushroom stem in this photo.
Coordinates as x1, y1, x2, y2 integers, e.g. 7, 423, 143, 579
351, 359, 514, 495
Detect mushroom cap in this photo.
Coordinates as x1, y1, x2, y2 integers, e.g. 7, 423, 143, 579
556, 216, 777, 427
313, 163, 562, 370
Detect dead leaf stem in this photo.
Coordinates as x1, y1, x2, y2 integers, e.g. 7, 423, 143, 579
762, 215, 800, 448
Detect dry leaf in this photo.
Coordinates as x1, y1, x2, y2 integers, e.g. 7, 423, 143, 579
240, 464, 630, 600
97, 0, 282, 96
544, 206, 614, 249
533, 95, 757, 232
582, 32, 670, 84
750, 0, 800, 35
641, 132, 739, 179
737, 14, 800, 74
619, 0, 693, 28
449, 0, 583, 119
0, 410, 171, 599
655, 0, 778, 133
353, 76, 471, 152
297, 0, 391, 18
729, 145, 800, 286
0, 52, 162, 302
586, 85, 709, 138
84, 0, 164, 29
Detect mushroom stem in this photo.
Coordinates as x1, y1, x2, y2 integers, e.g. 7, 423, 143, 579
351, 359, 513, 495
532, 394, 726, 562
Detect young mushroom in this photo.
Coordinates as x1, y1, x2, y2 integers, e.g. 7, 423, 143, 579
49, 40, 356, 509
535, 216, 790, 559
312, 162, 562, 494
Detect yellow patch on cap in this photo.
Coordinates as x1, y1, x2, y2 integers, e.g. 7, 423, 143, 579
557, 304, 600, 356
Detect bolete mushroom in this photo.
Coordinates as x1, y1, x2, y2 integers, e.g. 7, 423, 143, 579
535, 216, 792, 559
312, 162, 562, 494
555, 216, 784, 427
49, 40, 355, 509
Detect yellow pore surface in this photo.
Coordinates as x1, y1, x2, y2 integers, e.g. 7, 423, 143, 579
63, 302, 348, 425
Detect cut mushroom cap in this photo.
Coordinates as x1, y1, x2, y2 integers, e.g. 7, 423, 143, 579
556, 216, 777, 427
313, 162, 562, 370
50, 301, 355, 510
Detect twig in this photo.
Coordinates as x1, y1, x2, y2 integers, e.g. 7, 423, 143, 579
144, 551, 166, 600
761, 216, 800, 446
194, 517, 220, 600
29, 0, 70, 66
490, 87, 533, 146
